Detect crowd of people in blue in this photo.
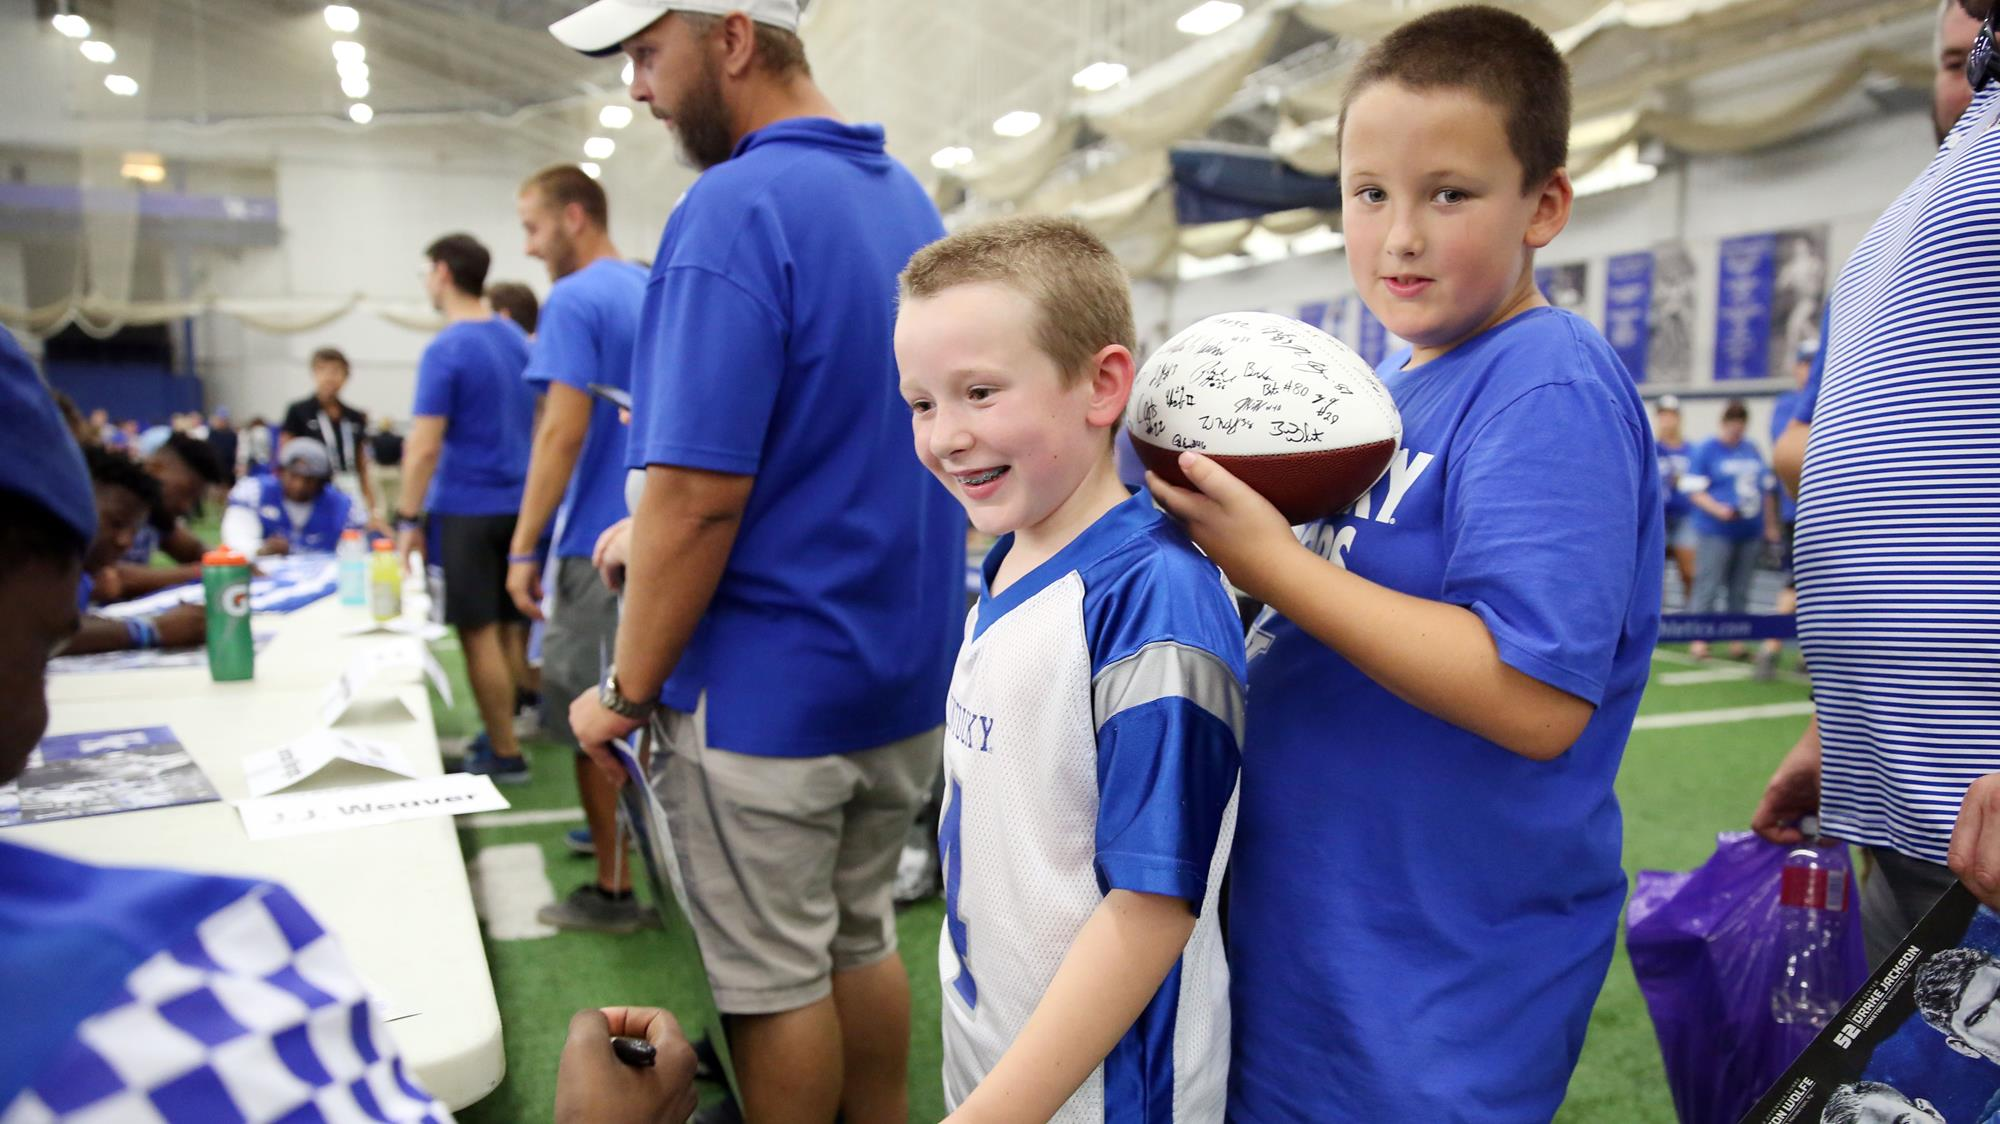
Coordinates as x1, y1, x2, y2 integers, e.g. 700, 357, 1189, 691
2, 0, 1998, 1120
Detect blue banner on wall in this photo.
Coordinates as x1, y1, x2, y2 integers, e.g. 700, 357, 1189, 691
1715, 233, 1778, 381
1357, 302, 1388, 366
1605, 251, 1654, 381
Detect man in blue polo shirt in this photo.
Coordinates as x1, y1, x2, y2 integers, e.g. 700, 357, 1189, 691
394, 233, 538, 783
504, 164, 653, 933
552, 3, 963, 1120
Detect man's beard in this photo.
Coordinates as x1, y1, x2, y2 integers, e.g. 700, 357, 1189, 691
665, 55, 735, 171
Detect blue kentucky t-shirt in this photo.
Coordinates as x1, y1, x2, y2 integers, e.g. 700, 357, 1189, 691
522, 257, 645, 559
1657, 437, 1692, 521
1228, 308, 1662, 1122
627, 116, 964, 758
411, 317, 534, 517
1688, 434, 1770, 541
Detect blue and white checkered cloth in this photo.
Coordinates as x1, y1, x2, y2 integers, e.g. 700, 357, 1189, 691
2, 883, 450, 1122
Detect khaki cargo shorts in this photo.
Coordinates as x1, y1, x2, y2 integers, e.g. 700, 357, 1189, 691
649, 701, 941, 1014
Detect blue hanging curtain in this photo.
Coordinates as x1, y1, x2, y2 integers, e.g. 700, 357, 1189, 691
1169, 144, 1342, 225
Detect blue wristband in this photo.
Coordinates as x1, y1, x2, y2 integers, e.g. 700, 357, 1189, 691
124, 616, 160, 650
507, 553, 540, 566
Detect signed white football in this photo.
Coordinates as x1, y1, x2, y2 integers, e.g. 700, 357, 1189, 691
1127, 311, 1402, 524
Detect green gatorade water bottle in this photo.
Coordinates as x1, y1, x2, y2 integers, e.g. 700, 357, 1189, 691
203, 547, 255, 682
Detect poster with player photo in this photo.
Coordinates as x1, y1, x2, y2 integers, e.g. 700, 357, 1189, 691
1647, 243, 1698, 386
0, 726, 217, 827
1535, 261, 1590, 317
1743, 885, 2000, 1124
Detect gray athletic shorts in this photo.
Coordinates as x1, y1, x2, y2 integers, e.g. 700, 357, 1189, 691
538, 556, 619, 748
649, 701, 941, 1014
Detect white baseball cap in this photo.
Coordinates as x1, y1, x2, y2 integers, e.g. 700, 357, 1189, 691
549, 0, 802, 57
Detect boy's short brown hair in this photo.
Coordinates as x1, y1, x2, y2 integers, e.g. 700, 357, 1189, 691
1340, 5, 1571, 192
309, 346, 349, 373
899, 216, 1135, 385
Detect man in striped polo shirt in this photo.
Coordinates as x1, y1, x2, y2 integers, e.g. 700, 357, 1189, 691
1754, 0, 2000, 963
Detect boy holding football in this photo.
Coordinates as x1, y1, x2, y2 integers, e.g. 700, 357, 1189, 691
896, 216, 1243, 1122
1151, 7, 1663, 1119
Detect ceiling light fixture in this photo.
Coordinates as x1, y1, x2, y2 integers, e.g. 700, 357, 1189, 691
599, 104, 632, 129
992, 110, 1041, 138
52, 13, 90, 38
1175, 1, 1243, 35
1071, 61, 1128, 91
120, 156, 166, 184
621, 58, 634, 85
324, 5, 360, 33
929, 145, 974, 170
79, 40, 116, 64
336, 59, 369, 82
580, 162, 602, 179
331, 40, 366, 65
104, 73, 138, 96
341, 75, 370, 99
584, 136, 615, 159
348, 102, 373, 124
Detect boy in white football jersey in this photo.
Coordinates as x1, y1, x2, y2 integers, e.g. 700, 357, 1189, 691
895, 216, 1245, 1123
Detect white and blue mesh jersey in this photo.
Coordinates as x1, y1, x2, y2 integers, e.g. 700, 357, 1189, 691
938, 490, 1245, 1123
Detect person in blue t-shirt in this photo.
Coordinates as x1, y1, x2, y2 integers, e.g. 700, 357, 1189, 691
1685, 398, 1779, 661
550, 2, 964, 1118
394, 232, 538, 783
504, 164, 654, 934
1150, 10, 1661, 1119
1655, 394, 1696, 607
219, 436, 359, 557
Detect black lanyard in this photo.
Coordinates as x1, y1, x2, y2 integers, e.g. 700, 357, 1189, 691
315, 408, 355, 472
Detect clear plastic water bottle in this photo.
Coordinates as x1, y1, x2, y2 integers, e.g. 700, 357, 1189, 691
337, 529, 367, 606
1771, 821, 1848, 1028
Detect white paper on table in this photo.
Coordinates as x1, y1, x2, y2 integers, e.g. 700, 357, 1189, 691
242, 731, 423, 797
235, 773, 508, 840
321, 643, 448, 724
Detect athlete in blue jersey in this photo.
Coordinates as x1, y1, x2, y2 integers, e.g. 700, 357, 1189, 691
897, 218, 1243, 1122
1152, 10, 1660, 1119
220, 436, 360, 556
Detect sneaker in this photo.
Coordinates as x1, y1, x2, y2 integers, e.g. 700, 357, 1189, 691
1752, 648, 1778, 681
564, 827, 596, 856
512, 707, 542, 742
536, 883, 660, 934
462, 735, 532, 785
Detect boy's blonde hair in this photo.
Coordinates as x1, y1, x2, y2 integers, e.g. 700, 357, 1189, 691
900, 216, 1136, 386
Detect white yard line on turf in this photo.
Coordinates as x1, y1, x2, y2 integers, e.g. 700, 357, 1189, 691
464, 807, 586, 828
1658, 666, 1755, 686
1651, 648, 1704, 666
1631, 701, 1815, 730
467, 842, 560, 940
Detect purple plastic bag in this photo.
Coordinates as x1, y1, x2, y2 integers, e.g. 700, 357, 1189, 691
1626, 831, 1868, 1124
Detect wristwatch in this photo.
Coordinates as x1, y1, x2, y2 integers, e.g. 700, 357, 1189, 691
599, 670, 657, 721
